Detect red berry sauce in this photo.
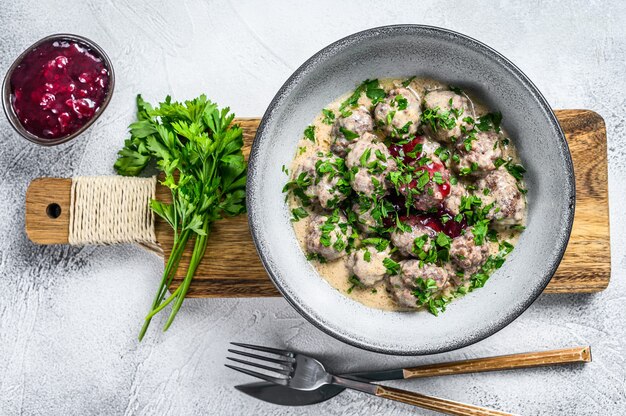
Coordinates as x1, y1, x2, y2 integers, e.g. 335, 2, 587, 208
400, 210, 467, 239
9, 39, 111, 139
388, 136, 424, 164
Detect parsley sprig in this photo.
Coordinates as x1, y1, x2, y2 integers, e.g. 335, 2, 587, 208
114, 95, 247, 340
339, 79, 386, 115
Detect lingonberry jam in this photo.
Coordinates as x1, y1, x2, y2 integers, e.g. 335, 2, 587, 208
388, 135, 424, 164
9, 39, 111, 140
382, 190, 466, 238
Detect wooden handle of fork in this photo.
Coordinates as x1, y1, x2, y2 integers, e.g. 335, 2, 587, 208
402, 346, 591, 379
375, 386, 513, 416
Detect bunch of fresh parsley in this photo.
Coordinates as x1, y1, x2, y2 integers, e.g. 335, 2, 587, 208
114, 95, 247, 340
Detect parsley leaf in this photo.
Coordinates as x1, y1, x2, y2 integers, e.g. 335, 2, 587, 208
401, 76, 416, 87
339, 127, 359, 140
476, 112, 503, 133
304, 125, 316, 142
322, 109, 335, 125
291, 207, 309, 222
506, 163, 526, 180
383, 258, 401, 275
339, 79, 387, 113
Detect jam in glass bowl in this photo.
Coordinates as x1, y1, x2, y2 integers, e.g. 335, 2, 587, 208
2, 34, 115, 146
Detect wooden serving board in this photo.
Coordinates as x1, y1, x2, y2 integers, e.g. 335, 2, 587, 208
25, 110, 610, 297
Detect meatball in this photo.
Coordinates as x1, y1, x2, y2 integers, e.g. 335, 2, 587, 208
374, 88, 421, 140
306, 212, 353, 261
449, 229, 489, 274
291, 154, 350, 209
476, 169, 525, 225
352, 201, 381, 233
390, 222, 436, 258
442, 181, 466, 215
422, 90, 473, 144
387, 260, 452, 309
388, 274, 417, 309
455, 131, 503, 176
400, 260, 451, 290
345, 133, 397, 197
331, 106, 374, 156
399, 158, 451, 211
347, 245, 390, 287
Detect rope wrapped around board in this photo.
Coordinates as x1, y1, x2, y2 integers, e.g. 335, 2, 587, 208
68, 176, 157, 245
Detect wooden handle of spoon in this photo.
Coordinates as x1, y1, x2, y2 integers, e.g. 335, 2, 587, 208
403, 346, 591, 379
375, 385, 513, 415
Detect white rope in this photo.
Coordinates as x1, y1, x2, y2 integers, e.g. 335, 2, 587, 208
68, 176, 157, 245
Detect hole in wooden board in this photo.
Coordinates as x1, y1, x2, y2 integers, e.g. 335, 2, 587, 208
46, 203, 61, 219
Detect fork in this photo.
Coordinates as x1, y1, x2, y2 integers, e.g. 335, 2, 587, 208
226, 343, 513, 416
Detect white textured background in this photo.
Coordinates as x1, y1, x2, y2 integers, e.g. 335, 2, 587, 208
1, 1, 624, 415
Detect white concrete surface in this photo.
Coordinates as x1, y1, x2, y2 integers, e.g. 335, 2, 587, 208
0, 1, 624, 414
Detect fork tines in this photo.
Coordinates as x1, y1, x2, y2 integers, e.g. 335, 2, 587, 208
225, 342, 295, 385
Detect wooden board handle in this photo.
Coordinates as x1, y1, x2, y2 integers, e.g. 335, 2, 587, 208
25, 178, 72, 244
375, 385, 513, 415
25, 176, 157, 248
402, 346, 592, 379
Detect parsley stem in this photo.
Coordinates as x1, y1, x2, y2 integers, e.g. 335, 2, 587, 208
138, 229, 190, 340
163, 220, 210, 331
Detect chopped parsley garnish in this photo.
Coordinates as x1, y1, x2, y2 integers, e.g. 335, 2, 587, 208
383, 257, 401, 275
339, 79, 386, 113
476, 112, 502, 133
291, 207, 309, 222
347, 275, 365, 294
322, 108, 335, 125
434, 146, 450, 163
436, 232, 452, 248
421, 107, 457, 131
391, 121, 413, 139
472, 219, 490, 245
432, 171, 445, 185
339, 127, 359, 140
359, 147, 372, 167
361, 237, 390, 251
459, 162, 478, 176
412, 278, 438, 305
494, 157, 507, 168
282, 172, 312, 206
393, 95, 409, 110
401, 76, 416, 87
306, 252, 327, 263
469, 244, 512, 290
363, 79, 386, 104
506, 163, 526, 180
304, 125, 316, 142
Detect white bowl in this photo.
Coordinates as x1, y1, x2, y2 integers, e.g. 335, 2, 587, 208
247, 25, 575, 355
